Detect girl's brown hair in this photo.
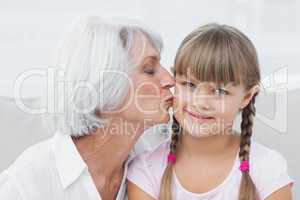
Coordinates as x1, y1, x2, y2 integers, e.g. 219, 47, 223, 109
160, 24, 261, 200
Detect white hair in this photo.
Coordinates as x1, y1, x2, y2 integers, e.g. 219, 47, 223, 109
54, 16, 163, 137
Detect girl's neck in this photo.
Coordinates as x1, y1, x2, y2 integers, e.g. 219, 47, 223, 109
177, 130, 240, 159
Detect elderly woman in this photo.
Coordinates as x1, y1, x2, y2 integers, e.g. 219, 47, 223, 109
0, 17, 174, 200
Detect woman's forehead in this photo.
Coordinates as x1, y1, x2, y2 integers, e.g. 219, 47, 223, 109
129, 35, 160, 65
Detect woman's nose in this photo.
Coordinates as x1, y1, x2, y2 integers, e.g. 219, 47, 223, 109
160, 68, 175, 89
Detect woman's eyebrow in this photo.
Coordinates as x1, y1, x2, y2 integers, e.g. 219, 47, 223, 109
141, 56, 160, 67
144, 55, 160, 62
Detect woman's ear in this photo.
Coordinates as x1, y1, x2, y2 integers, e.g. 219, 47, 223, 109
240, 85, 260, 109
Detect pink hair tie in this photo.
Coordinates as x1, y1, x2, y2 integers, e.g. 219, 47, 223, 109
167, 152, 176, 164
239, 160, 250, 172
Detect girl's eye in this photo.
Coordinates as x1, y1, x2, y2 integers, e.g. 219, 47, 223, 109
182, 81, 196, 89
215, 88, 228, 96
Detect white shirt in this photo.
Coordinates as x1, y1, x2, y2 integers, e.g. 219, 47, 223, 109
0, 124, 170, 200
127, 140, 294, 200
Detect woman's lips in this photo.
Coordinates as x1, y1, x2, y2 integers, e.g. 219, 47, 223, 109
164, 96, 174, 107
184, 108, 215, 123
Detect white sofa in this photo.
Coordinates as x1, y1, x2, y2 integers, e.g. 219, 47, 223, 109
0, 97, 55, 172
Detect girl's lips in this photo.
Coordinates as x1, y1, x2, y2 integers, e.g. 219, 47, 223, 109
184, 108, 215, 123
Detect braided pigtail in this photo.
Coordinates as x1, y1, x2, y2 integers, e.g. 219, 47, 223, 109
238, 93, 258, 200
159, 115, 181, 200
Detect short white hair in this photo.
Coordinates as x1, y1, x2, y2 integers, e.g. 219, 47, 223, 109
54, 16, 163, 136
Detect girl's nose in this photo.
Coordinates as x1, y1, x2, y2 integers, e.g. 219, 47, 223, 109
194, 94, 213, 111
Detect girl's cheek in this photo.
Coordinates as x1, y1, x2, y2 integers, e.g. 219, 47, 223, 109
214, 98, 228, 114
216, 99, 239, 119
224, 97, 241, 113
175, 89, 191, 107
173, 89, 188, 114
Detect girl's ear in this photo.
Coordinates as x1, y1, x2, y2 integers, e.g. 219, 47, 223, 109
240, 85, 260, 109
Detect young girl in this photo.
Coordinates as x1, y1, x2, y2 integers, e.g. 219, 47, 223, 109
127, 24, 294, 200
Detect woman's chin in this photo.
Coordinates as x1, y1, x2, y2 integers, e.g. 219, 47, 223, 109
141, 114, 169, 128
160, 115, 170, 124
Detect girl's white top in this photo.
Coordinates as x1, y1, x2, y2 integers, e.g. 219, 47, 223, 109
127, 139, 294, 200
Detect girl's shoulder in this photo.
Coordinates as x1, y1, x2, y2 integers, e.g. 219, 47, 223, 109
130, 139, 171, 171
249, 141, 293, 199
127, 139, 171, 199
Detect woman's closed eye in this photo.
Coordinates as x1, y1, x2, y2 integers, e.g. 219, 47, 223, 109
143, 59, 157, 75
143, 64, 156, 75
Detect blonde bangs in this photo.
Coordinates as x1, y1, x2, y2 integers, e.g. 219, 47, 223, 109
174, 24, 255, 86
